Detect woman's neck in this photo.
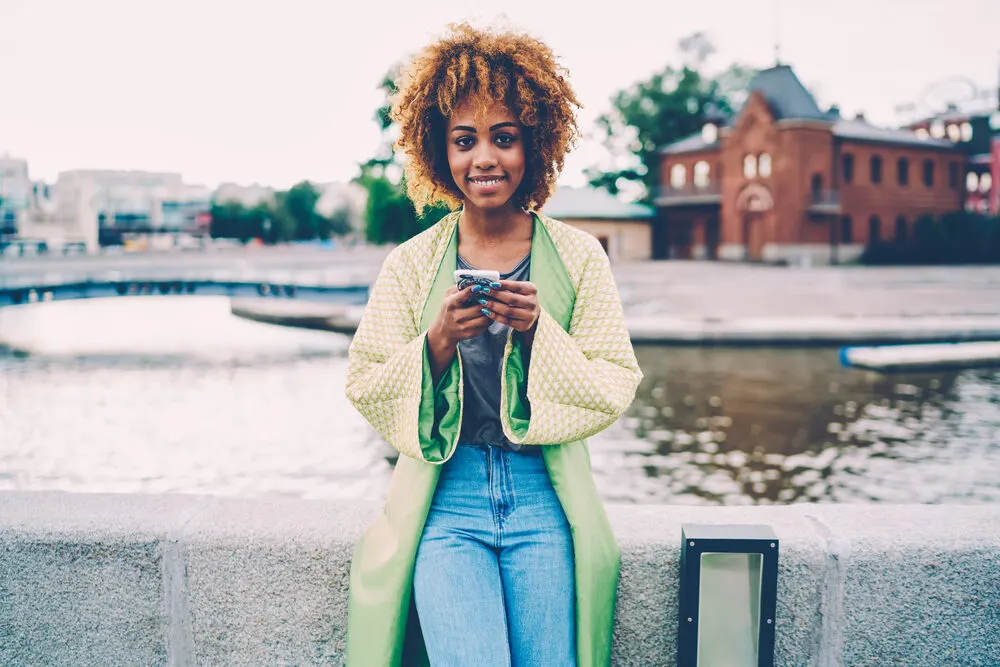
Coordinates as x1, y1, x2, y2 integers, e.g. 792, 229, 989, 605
458, 203, 533, 244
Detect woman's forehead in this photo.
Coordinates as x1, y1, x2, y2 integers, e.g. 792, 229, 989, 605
448, 99, 517, 128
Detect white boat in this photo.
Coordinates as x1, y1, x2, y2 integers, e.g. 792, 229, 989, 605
840, 341, 1000, 372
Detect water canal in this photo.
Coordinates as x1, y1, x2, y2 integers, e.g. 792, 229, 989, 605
2, 296, 998, 505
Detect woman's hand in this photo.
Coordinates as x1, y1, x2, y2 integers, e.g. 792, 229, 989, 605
482, 280, 540, 334
430, 285, 492, 347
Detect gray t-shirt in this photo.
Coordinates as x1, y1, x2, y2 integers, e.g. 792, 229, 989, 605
456, 250, 537, 454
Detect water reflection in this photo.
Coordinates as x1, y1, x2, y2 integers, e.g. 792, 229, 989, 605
2, 297, 998, 505
593, 347, 1000, 505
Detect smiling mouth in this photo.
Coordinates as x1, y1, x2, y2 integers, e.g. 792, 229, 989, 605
468, 176, 506, 186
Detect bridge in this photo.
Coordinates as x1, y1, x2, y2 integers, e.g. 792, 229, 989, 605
0, 246, 385, 308
0, 276, 369, 307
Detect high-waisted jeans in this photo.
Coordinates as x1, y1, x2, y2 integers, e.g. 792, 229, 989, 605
413, 444, 576, 667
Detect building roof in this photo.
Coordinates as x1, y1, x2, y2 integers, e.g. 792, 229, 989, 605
658, 64, 969, 156
542, 186, 655, 220
750, 65, 828, 121
659, 132, 719, 155
833, 119, 956, 149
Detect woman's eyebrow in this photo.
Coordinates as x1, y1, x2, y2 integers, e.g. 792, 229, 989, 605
450, 125, 476, 133
490, 122, 517, 131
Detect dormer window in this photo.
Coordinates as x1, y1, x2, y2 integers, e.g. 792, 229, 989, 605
743, 154, 757, 179
693, 161, 711, 187
960, 122, 973, 142
930, 120, 945, 139
701, 123, 719, 144
914, 128, 929, 140
758, 153, 772, 178
670, 163, 687, 189
967, 172, 979, 193
946, 124, 961, 142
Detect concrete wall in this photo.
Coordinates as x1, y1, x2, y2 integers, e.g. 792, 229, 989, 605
1, 492, 997, 666
561, 218, 653, 263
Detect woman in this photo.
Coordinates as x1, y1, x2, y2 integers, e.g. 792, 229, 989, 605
345, 23, 642, 667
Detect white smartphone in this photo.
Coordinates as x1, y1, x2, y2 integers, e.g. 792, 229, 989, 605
453, 269, 500, 291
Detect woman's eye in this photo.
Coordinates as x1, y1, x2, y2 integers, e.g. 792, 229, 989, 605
495, 133, 516, 146
455, 136, 474, 148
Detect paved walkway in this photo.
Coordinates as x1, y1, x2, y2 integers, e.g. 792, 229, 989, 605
9, 247, 1000, 343
232, 261, 1000, 345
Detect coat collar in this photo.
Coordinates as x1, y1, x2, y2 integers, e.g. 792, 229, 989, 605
418, 211, 575, 333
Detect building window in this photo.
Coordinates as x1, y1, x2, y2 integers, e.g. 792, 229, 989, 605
870, 155, 883, 184
960, 122, 973, 142
930, 120, 945, 139
915, 128, 930, 140
743, 154, 757, 179
949, 162, 959, 189
811, 173, 823, 200
897, 158, 909, 186
868, 215, 881, 243
841, 216, 853, 243
947, 124, 961, 142
842, 154, 854, 183
670, 163, 687, 189
981, 173, 993, 193
895, 216, 908, 242
966, 172, 979, 193
758, 153, 772, 178
701, 123, 719, 144
922, 159, 934, 188
693, 161, 711, 188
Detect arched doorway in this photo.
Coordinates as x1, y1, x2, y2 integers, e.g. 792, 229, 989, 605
735, 183, 774, 261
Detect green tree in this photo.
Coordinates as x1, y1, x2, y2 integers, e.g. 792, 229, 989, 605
586, 34, 754, 199
355, 67, 451, 245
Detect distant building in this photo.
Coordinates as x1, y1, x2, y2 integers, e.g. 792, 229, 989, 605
656, 65, 968, 264
55, 170, 211, 246
314, 181, 368, 237
542, 186, 655, 262
212, 182, 275, 208
906, 110, 1000, 217
0, 154, 33, 243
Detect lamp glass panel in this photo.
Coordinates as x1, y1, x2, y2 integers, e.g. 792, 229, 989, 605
696, 552, 763, 667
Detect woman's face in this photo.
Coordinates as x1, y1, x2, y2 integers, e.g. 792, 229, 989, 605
446, 101, 526, 212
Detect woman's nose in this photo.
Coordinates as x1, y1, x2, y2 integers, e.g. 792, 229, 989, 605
471, 143, 498, 169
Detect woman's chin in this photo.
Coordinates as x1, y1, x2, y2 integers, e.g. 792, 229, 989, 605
465, 193, 516, 211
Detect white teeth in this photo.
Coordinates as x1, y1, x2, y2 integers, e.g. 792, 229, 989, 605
472, 178, 502, 185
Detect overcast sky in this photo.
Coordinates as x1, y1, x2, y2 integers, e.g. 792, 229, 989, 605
1, 0, 997, 190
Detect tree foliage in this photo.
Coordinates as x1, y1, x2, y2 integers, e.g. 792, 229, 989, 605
210, 181, 350, 244
586, 33, 754, 200
356, 67, 450, 245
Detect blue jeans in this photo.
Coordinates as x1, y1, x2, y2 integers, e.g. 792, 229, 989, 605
413, 444, 576, 666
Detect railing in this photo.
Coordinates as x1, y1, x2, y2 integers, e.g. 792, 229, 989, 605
653, 182, 721, 207
0, 275, 370, 308
808, 189, 842, 214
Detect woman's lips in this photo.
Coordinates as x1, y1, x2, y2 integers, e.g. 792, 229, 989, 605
468, 175, 506, 194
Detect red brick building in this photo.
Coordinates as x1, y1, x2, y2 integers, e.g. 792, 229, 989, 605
905, 110, 1000, 217
655, 65, 967, 264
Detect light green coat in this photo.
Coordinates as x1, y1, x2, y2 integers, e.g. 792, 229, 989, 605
345, 211, 643, 666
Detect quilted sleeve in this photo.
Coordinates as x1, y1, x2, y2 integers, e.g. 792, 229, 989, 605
500, 238, 642, 445
345, 249, 462, 462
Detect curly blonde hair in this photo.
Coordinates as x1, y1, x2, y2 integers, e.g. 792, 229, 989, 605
390, 23, 581, 214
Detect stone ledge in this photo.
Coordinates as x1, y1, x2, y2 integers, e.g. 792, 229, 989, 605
1, 492, 997, 666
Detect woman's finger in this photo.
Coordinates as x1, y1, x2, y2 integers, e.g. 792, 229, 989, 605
495, 280, 537, 295
482, 300, 534, 323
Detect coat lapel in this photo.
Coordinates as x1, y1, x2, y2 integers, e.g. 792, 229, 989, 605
419, 212, 460, 332
531, 214, 575, 331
